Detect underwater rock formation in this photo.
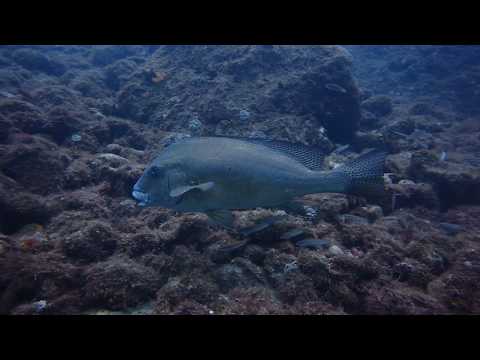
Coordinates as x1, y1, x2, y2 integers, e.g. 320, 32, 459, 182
116, 45, 360, 145
0, 45, 479, 315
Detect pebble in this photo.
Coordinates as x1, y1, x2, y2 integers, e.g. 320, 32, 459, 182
399, 179, 415, 185
239, 109, 251, 121
96, 153, 129, 167
329, 245, 344, 256
71, 134, 82, 142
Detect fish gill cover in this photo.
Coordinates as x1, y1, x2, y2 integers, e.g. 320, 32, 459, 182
0, 45, 480, 315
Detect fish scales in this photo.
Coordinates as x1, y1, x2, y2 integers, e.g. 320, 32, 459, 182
132, 136, 387, 228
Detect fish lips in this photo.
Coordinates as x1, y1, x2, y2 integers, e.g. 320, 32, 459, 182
132, 187, 150, 207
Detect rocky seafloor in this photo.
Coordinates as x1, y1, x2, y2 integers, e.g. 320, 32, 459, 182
0, 45, 479, 315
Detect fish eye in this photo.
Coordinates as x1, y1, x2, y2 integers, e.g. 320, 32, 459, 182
149, 166, 161, 178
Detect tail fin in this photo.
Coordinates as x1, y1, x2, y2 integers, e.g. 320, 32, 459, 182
333, 149, 387, 197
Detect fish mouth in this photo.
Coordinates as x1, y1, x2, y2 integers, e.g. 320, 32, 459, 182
132, 189, 150, 207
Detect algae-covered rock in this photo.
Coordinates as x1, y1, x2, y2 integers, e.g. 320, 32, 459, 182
116, 45, 361, 144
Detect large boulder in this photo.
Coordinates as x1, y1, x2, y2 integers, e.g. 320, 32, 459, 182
409, 150, 480, 207
116, 45, 361, 144
83, 255, 162, 310
0, 136, 69, 195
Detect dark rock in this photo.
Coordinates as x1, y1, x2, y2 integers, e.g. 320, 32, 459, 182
169, 245, 212, 275
216, 286, 283, 314
359, 109, 379, 130
0, 137, 68, 195
165, 300, 212, 315
30, 85, 84, 110
123, 232, 165, 257
155, 274, 219, 309
43, 106, 87, 142
0, 183, 52, 234
243, 244, 267, 265
297, 251, 331, 292
0, 114, 13, 142
383, 117, 416, 137
0, 69, 29, 89
354, 130, 386, 150
116, 45, 360, 144
64, 159, 94, 190
214, 257, 267, 291
83, 255, 161, 310
388, 57, 416, 72
339, 223, 378, 248
301, 193, 357, 221
105, 59, 138, 90
409, 102, 444, 118
0, 98, 45, 134
363, 282, 447, 314
62, 221, 117, 263
386, 181, 440, 211
385, 151, 412, 179
90, 46, 142, 67
69, 70, 109, 98
0, 252, 84, 314
409, 150, 480, 207
361, 95, 393, 117
12, 48, 65, 76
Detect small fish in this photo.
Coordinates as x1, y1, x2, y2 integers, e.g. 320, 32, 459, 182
215, 215, 287, 255
239, 215, 287, 236
296, 239, 330, 249
439, 151, 447, 162
216, 239, 250, 255
388, 130, 409, 138
325, 83, 347, 94
438, 222, 463, 236
333, 144, 350, 154
88, 108, 106, 119
132, 136, 387, 229
280, 228, 307, 242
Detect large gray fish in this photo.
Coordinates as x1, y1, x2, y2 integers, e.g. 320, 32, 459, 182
132, 136, 387, 228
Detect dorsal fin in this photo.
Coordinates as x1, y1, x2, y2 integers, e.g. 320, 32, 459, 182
218, 136, 327, 171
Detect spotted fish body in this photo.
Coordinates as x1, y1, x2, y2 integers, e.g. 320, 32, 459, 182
132, 136, 386, 225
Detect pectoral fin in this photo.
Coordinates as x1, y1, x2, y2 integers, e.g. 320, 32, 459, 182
205, 209, 234, 230
169, 181, 215, 198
